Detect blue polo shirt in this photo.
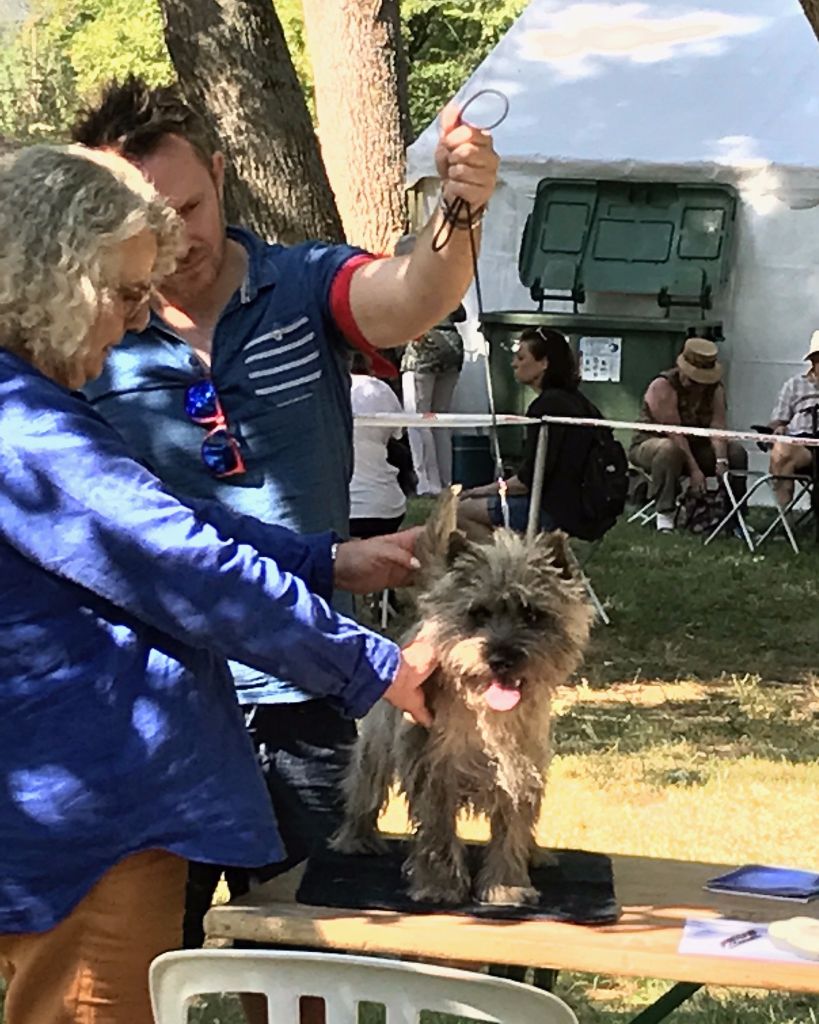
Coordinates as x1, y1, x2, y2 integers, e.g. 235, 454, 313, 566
0, 350, 399, 932
85, 227, 366, 704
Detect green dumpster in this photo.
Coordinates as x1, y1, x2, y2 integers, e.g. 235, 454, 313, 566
480, 178, 736, 461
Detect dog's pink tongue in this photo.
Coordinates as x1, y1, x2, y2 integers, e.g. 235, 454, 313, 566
485, 680, 521, 712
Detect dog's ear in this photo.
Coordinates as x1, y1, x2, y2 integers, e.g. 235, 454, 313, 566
446, 528, 471, 566
535, 529, 577, 581
414, 485, 462, 570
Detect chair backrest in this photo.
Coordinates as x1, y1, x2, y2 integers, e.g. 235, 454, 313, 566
150, 949, 578, 1024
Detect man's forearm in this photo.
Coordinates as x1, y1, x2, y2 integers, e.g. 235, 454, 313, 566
349, 205, 482, 349
404, 205, 482, 332
348, 106, 498, 349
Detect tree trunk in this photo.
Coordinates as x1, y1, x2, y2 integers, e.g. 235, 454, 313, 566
801, 0, 819, 41
160, 0, 344, 244
301, 0, 411, 254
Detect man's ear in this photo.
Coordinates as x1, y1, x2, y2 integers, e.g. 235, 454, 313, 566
211, 151, 225, 199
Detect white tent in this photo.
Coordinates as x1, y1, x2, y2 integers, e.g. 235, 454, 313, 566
407, 0, 819, 436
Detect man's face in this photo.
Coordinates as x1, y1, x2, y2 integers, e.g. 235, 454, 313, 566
809, 355, 819, 378
136, 134, 226, 302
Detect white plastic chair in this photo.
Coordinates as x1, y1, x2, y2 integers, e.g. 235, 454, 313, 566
150, 948, 578, 1024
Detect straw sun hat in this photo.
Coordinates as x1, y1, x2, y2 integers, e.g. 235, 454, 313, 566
676, 337, 722, 385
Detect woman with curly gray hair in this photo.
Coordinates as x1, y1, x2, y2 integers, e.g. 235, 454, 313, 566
0, 146, 433, 1024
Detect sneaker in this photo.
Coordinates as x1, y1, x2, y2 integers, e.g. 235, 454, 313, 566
656, 511, 676, 533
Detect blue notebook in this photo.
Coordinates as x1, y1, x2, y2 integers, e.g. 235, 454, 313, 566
705, 865, 819, 902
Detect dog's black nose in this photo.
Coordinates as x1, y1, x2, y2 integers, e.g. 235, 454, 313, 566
487, 648, 525, 674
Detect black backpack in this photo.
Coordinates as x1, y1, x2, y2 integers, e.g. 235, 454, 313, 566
575, 397, 628, 540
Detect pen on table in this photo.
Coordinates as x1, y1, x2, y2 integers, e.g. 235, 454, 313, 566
721, 927, 764, 949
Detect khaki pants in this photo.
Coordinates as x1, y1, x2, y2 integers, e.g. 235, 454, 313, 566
630, 437, 748, 513
0, 850, 186, 1024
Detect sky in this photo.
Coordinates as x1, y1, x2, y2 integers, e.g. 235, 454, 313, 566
0, 0, 26, 23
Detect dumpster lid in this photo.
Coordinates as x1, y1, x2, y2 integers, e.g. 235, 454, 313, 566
518, 179, 737, 313
480, 311, 723, 339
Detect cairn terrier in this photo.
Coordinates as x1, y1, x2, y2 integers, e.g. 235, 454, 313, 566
331, 489, 593, 906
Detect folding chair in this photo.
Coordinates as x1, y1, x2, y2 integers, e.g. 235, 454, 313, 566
704, 418, 818, 553
750, 473, 814, 554
626, 466, 657, 526
150, 948, 578, 1024
703, 469, 813, 554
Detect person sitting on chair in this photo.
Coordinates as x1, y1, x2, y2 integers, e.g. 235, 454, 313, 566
458, 328, 598, 539
767, 331, 819, 509
629, 338, 747, 533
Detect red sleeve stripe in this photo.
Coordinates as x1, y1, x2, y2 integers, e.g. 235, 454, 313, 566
328, 254, 399, 379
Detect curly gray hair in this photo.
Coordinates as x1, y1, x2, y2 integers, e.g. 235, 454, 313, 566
0, 144, 181, 385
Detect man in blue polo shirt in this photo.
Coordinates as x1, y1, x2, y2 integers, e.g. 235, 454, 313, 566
73, 75, 498, 944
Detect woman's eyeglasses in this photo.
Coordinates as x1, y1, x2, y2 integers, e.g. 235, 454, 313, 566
111, 282, 154, 321
184, 379, 246, 478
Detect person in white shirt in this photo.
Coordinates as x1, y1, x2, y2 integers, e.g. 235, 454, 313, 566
350, 353, 408, 539
768, 331, 819, 507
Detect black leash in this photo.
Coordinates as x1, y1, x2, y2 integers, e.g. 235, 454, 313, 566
430, 89, 511, 525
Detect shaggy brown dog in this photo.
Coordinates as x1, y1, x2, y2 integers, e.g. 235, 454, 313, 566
331, 489, 593, 906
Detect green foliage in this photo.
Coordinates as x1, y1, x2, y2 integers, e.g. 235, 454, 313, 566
64, 0, 171, 97
0, 0, 171, 141
274, 0, 313, 109
0, 18, 77, 139
402, 0, 528, 134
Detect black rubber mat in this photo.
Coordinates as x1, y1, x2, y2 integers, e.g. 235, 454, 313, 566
297, 840, 619, 924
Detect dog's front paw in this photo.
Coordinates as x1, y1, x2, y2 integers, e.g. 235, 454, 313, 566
407, 876, 471, 905
530, 845, 558, 868
328, 824, 388, 856
476, 883, 540, 907
403, 848, 471, 905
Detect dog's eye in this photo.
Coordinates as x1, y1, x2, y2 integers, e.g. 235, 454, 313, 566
467, 604, 491, 627
523, 606, 546, 627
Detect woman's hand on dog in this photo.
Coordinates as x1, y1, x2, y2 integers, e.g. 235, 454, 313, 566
333, 529, 422, 593
383, 624, 438, 728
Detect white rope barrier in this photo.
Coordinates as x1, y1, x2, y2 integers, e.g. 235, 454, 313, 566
354, 411, 819, 449
536, 414, 819, 449
354, 413, 538, 427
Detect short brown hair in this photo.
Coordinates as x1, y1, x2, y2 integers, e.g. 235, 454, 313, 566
71, 74, 214, 168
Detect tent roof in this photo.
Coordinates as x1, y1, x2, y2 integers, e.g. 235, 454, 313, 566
407, 0, 819, 180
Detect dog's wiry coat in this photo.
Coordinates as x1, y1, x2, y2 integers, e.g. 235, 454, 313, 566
332, 490, 594, 906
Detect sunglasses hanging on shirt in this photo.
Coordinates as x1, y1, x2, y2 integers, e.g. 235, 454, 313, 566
184, 379, 247, 478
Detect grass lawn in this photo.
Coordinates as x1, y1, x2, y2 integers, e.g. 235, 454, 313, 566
5, 510, 817, 1023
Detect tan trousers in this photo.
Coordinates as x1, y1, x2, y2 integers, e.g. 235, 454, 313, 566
630, 437, 747, 513
0, 850, 186, 1024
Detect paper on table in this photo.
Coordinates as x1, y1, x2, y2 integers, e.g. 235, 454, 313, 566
680, 918, 814, 963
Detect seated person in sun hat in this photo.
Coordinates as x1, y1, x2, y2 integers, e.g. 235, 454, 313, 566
629, 337, 747, 532
766, 330, 819, 508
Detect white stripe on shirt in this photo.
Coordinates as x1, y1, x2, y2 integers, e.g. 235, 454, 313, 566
248, 350, 320, 380
255, 369, 323, 396
244, 316, 310, 351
